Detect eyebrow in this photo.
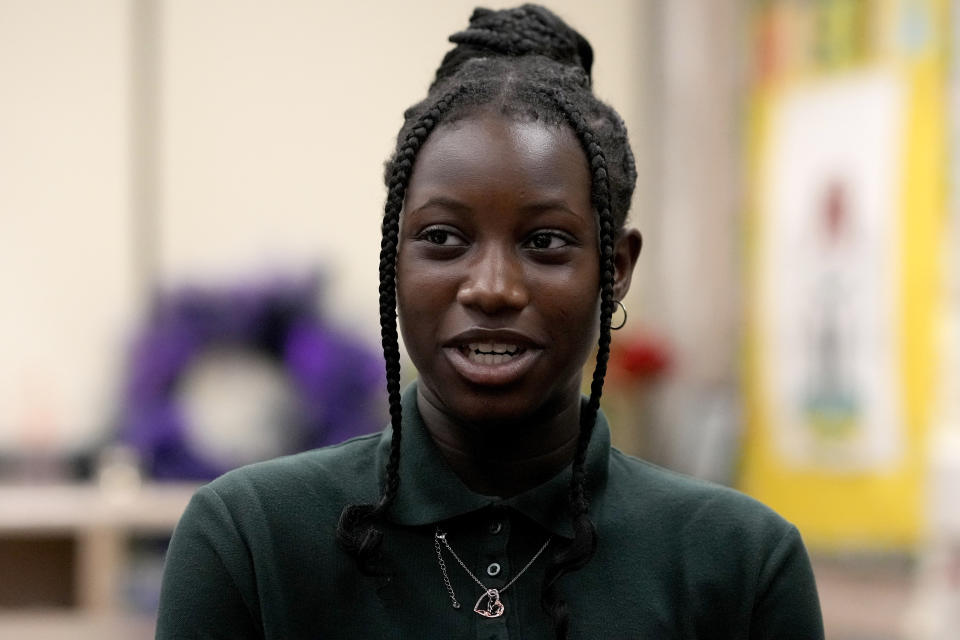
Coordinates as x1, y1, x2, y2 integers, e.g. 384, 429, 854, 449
519, 200, 582, 218
407, 196, 472, 216
408, 196, 583, 219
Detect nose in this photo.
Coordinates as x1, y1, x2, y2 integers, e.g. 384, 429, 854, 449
456, 244, 529, 314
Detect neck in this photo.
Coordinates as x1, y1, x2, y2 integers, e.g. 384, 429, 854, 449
416, 388, 582, 497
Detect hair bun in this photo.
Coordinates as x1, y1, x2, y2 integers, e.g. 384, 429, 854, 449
433, 4, 594, 87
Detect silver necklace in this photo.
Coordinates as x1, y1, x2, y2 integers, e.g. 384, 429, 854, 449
434, 527, 552, 618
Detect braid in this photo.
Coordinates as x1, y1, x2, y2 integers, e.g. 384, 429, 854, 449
434, 4, 593, 88
536, 87, 618, 640
336, 86, 469, 574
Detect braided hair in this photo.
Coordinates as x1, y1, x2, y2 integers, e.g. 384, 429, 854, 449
337, 5, 637, 638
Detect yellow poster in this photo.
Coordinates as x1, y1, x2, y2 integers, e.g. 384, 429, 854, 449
742, 0, 945, 549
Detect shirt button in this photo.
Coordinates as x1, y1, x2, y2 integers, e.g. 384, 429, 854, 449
486, 562, 501, 577
488, 521, 503, 535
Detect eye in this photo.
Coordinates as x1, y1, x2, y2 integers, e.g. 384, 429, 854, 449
417, 225, 467, 247
525, 231, 572, 250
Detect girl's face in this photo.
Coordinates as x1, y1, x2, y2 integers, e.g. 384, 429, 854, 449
397, 111, 635, 429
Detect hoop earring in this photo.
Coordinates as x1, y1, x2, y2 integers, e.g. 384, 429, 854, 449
611, 300, 627, 331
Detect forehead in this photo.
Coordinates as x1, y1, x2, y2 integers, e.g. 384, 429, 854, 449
405, 112, 591, 207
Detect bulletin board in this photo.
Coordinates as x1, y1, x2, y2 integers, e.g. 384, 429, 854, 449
741, 0, 946, 549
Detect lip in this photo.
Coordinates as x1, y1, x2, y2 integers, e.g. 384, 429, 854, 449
441, 328, 544, 387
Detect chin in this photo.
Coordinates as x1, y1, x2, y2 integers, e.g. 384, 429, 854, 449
439, 381, 574, 431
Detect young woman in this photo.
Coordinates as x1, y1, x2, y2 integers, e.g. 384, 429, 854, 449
156, 6, 824, 639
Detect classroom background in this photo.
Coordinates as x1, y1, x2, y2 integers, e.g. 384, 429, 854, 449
2, 1, 959, 638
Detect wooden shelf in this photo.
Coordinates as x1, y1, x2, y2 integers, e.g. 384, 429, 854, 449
0, 482, 198, 615
0, 612, 155, 640
0, 482, 198, 534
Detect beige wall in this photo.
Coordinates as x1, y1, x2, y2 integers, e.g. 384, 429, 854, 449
1, 0, 135, 452
0, 0, 648, 452
160, 0, 647, 336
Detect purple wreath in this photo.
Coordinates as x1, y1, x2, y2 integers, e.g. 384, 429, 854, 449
120, 276, 386, 480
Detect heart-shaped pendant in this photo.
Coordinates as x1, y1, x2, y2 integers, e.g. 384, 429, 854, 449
473, 588, 505, 618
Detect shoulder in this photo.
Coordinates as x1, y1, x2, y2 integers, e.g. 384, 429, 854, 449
598, 450, 820, 629
603, 449, 797, 552
589, 450, 822, 637
184, 432, 384, 533
160, 434, 386, 638
213, 431, 380, 491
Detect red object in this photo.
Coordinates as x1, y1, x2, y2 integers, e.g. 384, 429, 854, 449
608, 333, 671, 384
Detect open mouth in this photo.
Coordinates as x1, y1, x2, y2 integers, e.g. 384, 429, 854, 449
459, 342, 527, 365
443, 336, 541, 386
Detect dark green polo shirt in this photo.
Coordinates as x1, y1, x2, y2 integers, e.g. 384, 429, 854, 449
156, 385, 823, 639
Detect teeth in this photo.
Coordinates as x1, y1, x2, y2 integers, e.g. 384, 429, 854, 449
468, 352, 512, 365
463, 342, 525, 364
466, 342, 522, 356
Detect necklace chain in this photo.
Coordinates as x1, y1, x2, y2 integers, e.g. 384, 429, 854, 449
433, 527, 552, 617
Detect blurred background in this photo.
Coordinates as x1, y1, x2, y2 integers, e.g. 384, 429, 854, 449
1, 0, 958, 638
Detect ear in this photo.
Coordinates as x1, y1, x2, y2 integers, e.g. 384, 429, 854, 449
611, 228, 642, 301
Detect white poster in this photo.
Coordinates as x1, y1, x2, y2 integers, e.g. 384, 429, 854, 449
760, 70, 906, 471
